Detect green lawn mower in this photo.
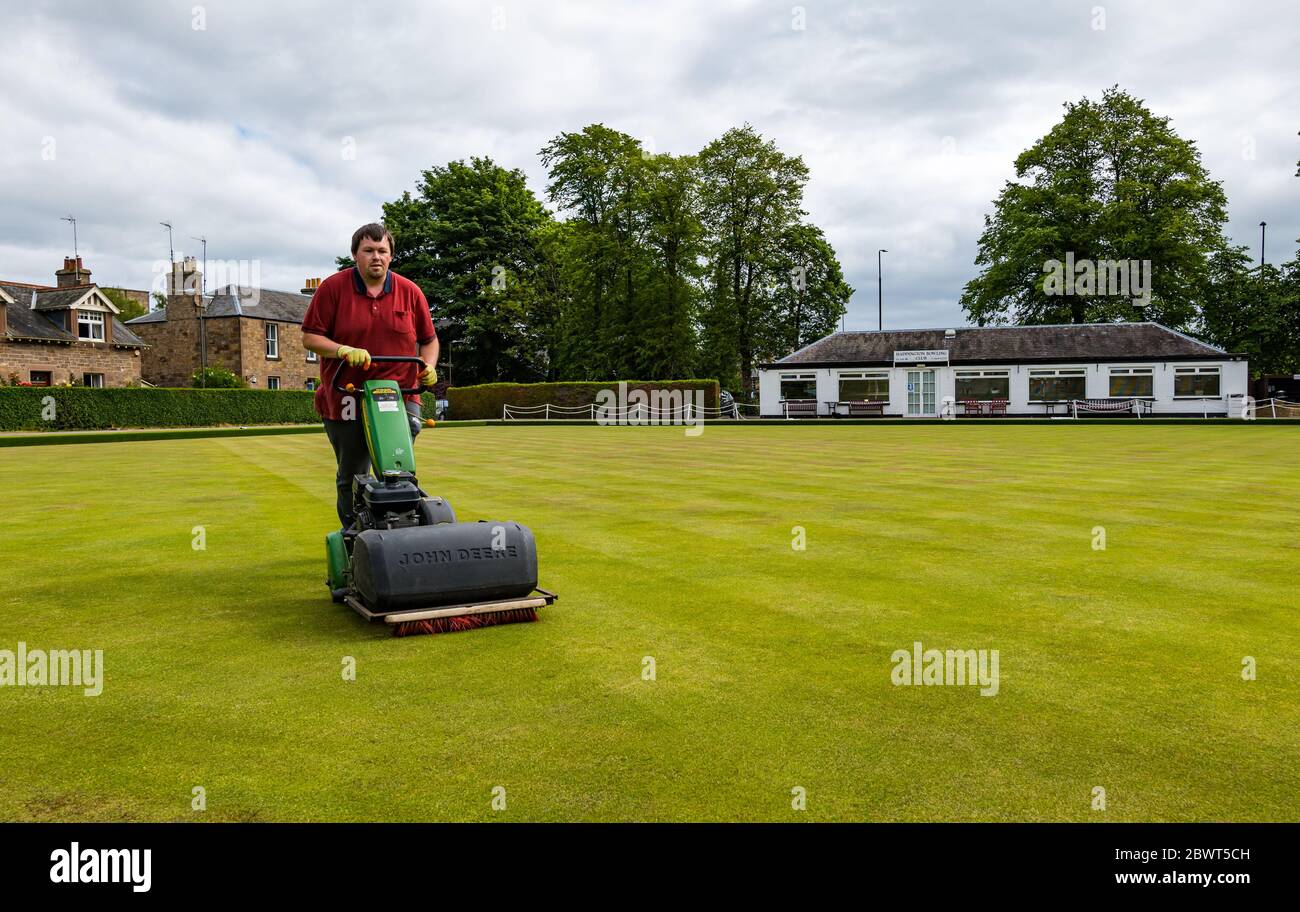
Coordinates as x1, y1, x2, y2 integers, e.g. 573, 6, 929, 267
324, 355, 556, 636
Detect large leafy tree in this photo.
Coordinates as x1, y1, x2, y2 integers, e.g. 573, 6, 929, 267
696, 124, 813, 393
540, 124, 656, 379
762, 222, 853, 358
1200, 246, 1300, 377
632, 151, 705, 379
341, 157, 554, 385
960, 87, 1230, 328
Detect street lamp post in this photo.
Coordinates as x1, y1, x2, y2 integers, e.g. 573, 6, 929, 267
1259, 221, 1267, 269
877, 249, 888, 331
448, 338, 467, 386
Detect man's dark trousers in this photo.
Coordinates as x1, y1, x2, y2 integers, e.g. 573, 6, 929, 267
324, 399, 423, 528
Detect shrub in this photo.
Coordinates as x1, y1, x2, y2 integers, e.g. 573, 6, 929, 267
0, 387, 319, 431
190, 366, 246, 388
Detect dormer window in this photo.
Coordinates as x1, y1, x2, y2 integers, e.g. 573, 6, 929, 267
78, 311, 105, 341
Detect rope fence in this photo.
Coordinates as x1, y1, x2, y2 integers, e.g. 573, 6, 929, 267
502, 402, 760, 421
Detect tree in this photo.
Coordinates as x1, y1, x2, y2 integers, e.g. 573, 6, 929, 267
1200, 246, 1300, 377
101, 287, 147, 322
763, 222, 853, 358
344, 157, 555, 385
960, 87, 1230, 328
630, 152, 704, 379
540, 124, 652, 379
696, 124, 811, 394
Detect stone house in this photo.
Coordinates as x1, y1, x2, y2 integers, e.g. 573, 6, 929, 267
0, 257, 146, 387
127, 258, 320, 390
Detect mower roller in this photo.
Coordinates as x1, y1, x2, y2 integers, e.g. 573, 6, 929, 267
323, 355, 556, 636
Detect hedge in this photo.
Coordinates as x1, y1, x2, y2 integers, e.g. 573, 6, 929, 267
446, 380, 720, 420
0, 387, 323, 431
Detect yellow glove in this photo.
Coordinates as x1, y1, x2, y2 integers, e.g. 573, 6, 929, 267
336, 345, 371, 368
420, 364, 438, 388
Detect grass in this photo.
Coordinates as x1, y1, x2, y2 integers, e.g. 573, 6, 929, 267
1, 423, 1297, 822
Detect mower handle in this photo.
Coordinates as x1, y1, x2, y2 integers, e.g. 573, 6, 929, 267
334, 355, 429, 396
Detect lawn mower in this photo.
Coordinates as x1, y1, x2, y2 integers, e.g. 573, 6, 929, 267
324, 355, 556, 636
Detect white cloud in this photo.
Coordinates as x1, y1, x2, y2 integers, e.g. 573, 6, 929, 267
1, 0, 1296, 329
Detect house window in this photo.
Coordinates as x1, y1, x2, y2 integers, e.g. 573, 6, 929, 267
30, 371, 52, 387
265, 323, 279, 359
83, 373, 105, 388
1108, 367, 1154, 398
1029, 368, 1086, 401
955, 370, 1010, 401
78, 311, 105, 341
1174, 366, 1221, 397
779, 373, 817, 401
268, 376, 281, 390
305, 379, 317, 391
837, 371, 888, 401
306, 349, 318, 362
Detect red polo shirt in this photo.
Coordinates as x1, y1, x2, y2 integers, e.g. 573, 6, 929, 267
301, 267, 437, 420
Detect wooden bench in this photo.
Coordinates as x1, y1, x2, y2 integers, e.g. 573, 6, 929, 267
960, 399, 984, 417
844, 400, 886, 417
782, 398, 818, 419
1074, 398, 1150, 417
987, 398, 1009, 417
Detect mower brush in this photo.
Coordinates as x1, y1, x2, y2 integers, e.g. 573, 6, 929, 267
392, 605, 539, 637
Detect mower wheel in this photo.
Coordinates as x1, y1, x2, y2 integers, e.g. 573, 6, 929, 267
417, 496, 456, 525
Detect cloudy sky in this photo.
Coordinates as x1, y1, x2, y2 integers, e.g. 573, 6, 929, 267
1, 0, 1296, 329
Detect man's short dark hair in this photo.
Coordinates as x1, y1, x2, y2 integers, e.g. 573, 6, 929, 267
351, 223, 394, 255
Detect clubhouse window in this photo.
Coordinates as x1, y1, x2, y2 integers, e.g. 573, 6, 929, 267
837, 371, 888, 401
955, 370, 1009, 401
1174, 366, 1221, 397
1108, 367, 1154, 398
83, 373, 105, 388
267, 376, 281, 390
779, 373, 817, 400
1029, 368, 1086, 402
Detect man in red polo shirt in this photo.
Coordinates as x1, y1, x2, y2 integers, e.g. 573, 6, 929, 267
301, 223, 439, 528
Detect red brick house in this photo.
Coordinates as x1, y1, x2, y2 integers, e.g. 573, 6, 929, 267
0, 258, 146, 387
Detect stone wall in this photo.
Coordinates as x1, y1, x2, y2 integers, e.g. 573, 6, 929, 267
238, 317, 317, 390
0, 338, 142, 386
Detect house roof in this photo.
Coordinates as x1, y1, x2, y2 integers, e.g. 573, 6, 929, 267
765, 323, 1234, 368
0, 281, 146, 347
127, 285, 456, 334
126, 285, 311, 325
33, 285, 121, 313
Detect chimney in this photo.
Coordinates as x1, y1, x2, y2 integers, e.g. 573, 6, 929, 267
301, 277, 322, 295
56, 256, 92, 288
170, 257, 203, 298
